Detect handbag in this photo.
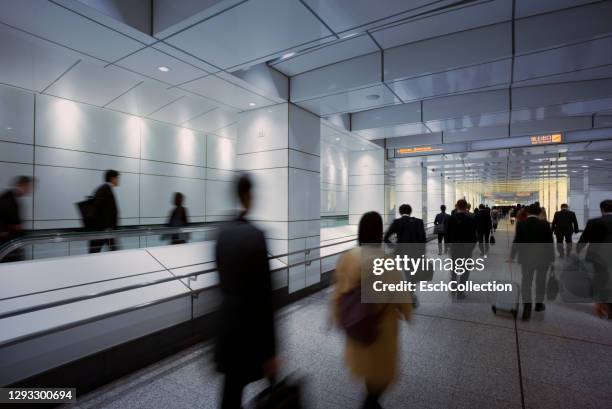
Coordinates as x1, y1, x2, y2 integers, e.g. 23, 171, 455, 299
253, 376, 304, 409
560, 255, 594, 301
489, 235, 496, 245
546, 265, 559, 301
339, 286, 383, 346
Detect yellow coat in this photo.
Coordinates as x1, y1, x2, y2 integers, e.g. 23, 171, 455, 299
332, 247, 412, 391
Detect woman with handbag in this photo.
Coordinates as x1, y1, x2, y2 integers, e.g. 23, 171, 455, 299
332, 211, 412, 409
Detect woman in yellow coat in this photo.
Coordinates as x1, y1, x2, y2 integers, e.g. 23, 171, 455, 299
332, 211, 412, 408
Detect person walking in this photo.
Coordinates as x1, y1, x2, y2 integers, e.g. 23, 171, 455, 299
474, 204, 493, 255
89, 170, 120, 253
434, 204, 450, 255
0, 176, 33, 262
166, 192, 189, 245
552, 203, 579, 257
333, 211, 411, 409
446, 199, 477, 299
214, 174, 278, 409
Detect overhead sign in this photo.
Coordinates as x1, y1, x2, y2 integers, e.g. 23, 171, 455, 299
397, 146, 443, 155
530, 133, 562, 145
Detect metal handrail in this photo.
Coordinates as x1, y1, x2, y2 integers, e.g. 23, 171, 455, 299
0, 237, 358, 320
0, 223, 221, 260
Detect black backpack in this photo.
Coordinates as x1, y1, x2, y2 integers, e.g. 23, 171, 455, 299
76, 196, 97, 228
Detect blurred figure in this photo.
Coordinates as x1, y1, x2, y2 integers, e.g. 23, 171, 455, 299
552, 203, 579, 258
89, 170, 120, 253
467, 203, 472, 214
0, 176, 33, 262
577, 199, 612, 319
215, 174, 277, 409
510, 206, 517, 225
538, 206, 548, 223
516, 204, 528, 223
434, 204, 450, 255
167, 192, 189, 245
333, 211, 411, 409
510, 204, 555, 321
383, 204, 425, 245
491, 206, 499, 232
446, 199, 477, 299
474, 204, 493, 255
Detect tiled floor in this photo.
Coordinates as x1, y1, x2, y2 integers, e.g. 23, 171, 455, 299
67, 220, 612, 409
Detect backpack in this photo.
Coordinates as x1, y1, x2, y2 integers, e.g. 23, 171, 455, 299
339, 285, 383, 346
76, 196, 97, 228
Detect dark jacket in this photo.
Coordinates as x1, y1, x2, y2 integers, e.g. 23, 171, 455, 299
577, 214, 612, 266
384, 215, 426, 244
93, 184, 118, 229
551, 209, 579, 235
167, 206, 189, 243
511, 216, 555, 265
214, 216, 276, 380
0, 189, 23, 244
474, 208, 493, 233
446, 212, 477, 244
434, 212, 450, 234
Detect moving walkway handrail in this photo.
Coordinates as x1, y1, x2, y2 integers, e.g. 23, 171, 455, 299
0, 222, 221, 261
0, 237, 358, 321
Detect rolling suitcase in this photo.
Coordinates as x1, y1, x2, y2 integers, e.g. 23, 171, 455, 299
491, 281, 520, 319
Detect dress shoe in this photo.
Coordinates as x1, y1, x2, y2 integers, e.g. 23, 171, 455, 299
535, 303, 546, 312
522, 303, 532, 321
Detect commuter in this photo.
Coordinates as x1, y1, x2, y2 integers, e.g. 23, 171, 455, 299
89, 170, 120, 253
214, 174, 277, 409
166, 192, 189, 245
510, 204, 555, 321
491, 207, 499, 232
434, 204, 451, 255
577, 199, 612, 319
552, 204, 579, 258
510, 206, 517, 225
538, 206, 548, 223
516, 204, 528, 223
0, 176, 33, 262
474, 204, 493, 255
446, 199, 477, 299
383, 204, 426, 245
333, 211, 411, 409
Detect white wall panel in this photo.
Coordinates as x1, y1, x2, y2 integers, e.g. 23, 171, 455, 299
206, 135, 236, 170
0, 85, 34, 144
33, 166, 139, 220
140, 160, 204, 179
237, 104, 289, 154
237, 150, 288, 171
141, 120, 205, 166
289, 104, 320, 156
349, 150, 384, 176
36, 95, 140, 158
249, 168, 289, 222
205, 180, 235, 219
289, 169, 319, 221
0, 142, 33, 164
349, 184, 384, 215
35, 147, 139, 173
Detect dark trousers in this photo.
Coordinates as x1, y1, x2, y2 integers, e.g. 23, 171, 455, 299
221, 373, 247, 409
555, 231, 573, 256
437, 233, 447, 253
521, 263, 548, 304
477, 230, 490, 254
89, 238, 118, 253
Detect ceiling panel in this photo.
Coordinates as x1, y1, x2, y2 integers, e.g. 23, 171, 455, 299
272, 35, 378, 77
352, 102, 421, 131
442, 125, 509, 143
147, 95, 217, 125
184, 108, 239, 133
512, 97, 612, 122
164, 0, 333, 69
0, 23, 80, 92
296, 84, 400, 116
512, 79, 612, 109
182, 74, 275, 111
0, 0, 143, 62
514, 36, 612, 83
116, 46, 210, 85
510, 116, 592, 136
302, 0, 457, 33
515, 1, 612, 54
426, 112, 510, 132
515, 0, 599, 18
44, 60, 142, 106
513, 64, 612, 88
372, 0, 511, 49
355, 123, 431, 140
105, 81, 185, 116
423, 89, 509, 121
387, 59, 511, 102
151, 43, 220, 74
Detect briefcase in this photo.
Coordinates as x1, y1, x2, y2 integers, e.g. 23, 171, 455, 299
253, 376, 304, 409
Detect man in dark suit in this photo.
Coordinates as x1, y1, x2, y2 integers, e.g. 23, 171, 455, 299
446, 199, 477, 299
215, 173, 277, 409
384, 204, 426, 244
510, 204, 555, 320
474, 203, 493, 255
552, 203, 579, 257
577, 199, 612, 319
89, 170, 120, 253
434, 204, 451, 255
0, 176, 33, 262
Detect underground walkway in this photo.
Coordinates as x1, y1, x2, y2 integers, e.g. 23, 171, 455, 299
65, 220, 612, 409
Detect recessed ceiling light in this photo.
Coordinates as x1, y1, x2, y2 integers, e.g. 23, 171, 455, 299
281, 52, 295, 60
594, 158, 604, 161
581, 165, 589, 168
157, 66, 170, 72
341, 33, 359, 39
335, 137, 340, 141
5, 126, 12, 130
248, 102, 257, 107
366, 94, 380, 100
571, 170, 578, 173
